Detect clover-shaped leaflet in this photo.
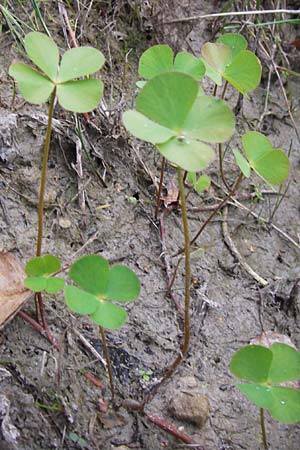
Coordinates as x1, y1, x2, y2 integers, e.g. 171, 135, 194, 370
64, 255, 141, 329
9, 32, 105, 113
25, 254, 65, 294
233, 131, 290, 186
201, 33, 262, 97
230, 343, 300, 424
123, 71, 235, 172
138, 44, 205, 81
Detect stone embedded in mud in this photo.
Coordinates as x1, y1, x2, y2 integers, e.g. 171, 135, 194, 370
168, 391, 210, 428
111, 447, 131, 450
0, 395, 20, 446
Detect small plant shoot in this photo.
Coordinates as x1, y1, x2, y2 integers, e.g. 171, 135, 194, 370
187, 173, 211, 194
7, 31, 106, 347
137, 44, 205, 88
230, 343, 300, 424
25, 254, 64, 294
65, 255, 140, 329
201, 33, 262, 96
9, 32, 104, 112
123, 71, 235, 171
233, 131, 290, 185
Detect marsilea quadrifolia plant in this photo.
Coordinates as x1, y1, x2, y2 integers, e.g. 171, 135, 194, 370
122, 33, 290, 401
10, 32, 141, 398
9, 31, 105, 339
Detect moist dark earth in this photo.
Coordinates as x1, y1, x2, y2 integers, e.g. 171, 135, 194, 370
0, 1, 300, 449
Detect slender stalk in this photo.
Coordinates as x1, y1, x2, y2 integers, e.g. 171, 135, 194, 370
175, 172, 243, 257
99, 326, 115, 401
221, 80, 228, 100
160, 167, 191, 368
218, 81, 231, 190
36, 88, 56, 256
163, 9, 300, 26
18, 309, 59, 350
189, 172, 243, 247
218, 143, 231, 191
260, 408, 268, 450
175, 166, 191, 360
141, 167, 191, 407
155, 157, 166, 220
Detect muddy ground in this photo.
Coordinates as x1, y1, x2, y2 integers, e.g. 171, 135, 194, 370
0, 1, 300, 449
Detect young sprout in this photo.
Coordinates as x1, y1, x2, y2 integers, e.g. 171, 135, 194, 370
8, 31, 105, 344
187, 173, 211, 194
65, 254, 141, 400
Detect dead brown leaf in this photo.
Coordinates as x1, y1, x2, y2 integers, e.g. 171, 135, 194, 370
0, 252, 33, 329
161, 179, 179, 207
251, 330, 298, 350
97, 411, 127, 429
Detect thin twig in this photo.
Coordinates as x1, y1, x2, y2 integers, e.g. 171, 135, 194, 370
222, 206, 268, 286
160, 9, 300, 25
145, 412, 205, 450
72, 328, 107, 368
73, 136, 86, 219
232, 199, 300, 251
155, 157, 166, 220
257, 38, 300, 143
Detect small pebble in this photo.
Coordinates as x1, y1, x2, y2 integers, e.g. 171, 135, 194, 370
168, 391, 210, 428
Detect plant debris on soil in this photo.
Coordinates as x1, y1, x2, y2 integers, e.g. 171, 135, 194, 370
0, 1, 300, 449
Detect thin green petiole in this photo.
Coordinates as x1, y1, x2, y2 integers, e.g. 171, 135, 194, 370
260, 408, 268, 449
140, 166, 191, 409
36, 88, 56, 257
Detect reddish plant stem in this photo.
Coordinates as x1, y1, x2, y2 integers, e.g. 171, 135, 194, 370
18, 310, 60, 350
155, 157, 166, 220
218, 80, 231, 190
218, 143, 231, 191
35, 292, 59, 347
166, 256, 182, 299
83, 372, 105, 389
175, 172, 243, 257
145, 412, 205, 450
